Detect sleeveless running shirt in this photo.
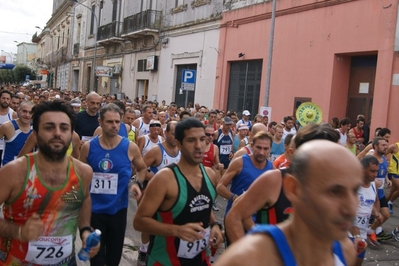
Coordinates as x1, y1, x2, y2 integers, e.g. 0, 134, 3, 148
137, 117, 150, 137
376, 156, 388, 199
256, 169, 292, 225
1, 120, 32, 166
202, 143, 215, 168
147, 163, 216, 266
271, 140, 285, 161
354, 182, 376, 239
0, 154, 84, 265
215, 129, 233, 169
142, 135, 163, 155
0, 108, 14, 150
149, 143, 181, 174
388, 143, 399, 176
226, 154, 273, 217
87, 136, 132, 215
249, 225, 347, 266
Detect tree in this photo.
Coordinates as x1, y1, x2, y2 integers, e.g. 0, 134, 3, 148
13, 65, 36, 83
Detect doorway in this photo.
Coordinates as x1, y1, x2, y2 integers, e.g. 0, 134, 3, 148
346, 55, 377, 124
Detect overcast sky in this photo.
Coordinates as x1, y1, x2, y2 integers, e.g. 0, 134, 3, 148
0, 0, 53, 56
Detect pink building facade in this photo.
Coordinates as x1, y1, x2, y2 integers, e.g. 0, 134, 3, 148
214, 0, 399, 140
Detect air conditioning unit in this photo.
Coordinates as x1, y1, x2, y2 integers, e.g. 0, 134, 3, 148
113, 64, 122, 74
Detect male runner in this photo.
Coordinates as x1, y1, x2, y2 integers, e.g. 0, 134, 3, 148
137, 121, 181, 265
215, 140, 362, 266
0, 101, 33, 166
134, 118, 223, 266
79, 103, 147, 266
350, 155, 382, 266
0, 101, 98, 265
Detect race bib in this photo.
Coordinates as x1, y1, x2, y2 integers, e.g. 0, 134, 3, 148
355, 213, 370, 229
177, 227, 210, 259
81, 136, 93, 142
90, 172, 118, 194
220, 145, 231, 155
25, 235, 72, 265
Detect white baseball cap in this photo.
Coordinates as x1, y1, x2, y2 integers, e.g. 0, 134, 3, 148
242, 110, 250, 116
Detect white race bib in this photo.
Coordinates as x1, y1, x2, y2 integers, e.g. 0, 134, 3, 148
90, 172, 118, 194
25, 235, 73, 265
355, 213, 370, 229
220, 145, 231, 155
81, 136, 93, 142
177, 227, 210, 259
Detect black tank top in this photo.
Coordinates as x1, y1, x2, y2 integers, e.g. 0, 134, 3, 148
256, 169, 292, 224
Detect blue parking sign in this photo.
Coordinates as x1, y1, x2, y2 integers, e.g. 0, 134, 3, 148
181, 69, 196, 84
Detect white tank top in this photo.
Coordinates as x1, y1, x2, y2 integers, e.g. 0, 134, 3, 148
354, 182, 376, 239
138, 117, 150, 137
0, 108, 14, 150
149, 143, 181, 174
142, 135, 162, 155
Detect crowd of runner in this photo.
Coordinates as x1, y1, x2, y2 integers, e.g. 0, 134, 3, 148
0, 84, 398, 266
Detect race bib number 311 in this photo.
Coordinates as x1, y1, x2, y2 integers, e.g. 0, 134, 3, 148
90, 172, 118, 194
25, 235, 73, 265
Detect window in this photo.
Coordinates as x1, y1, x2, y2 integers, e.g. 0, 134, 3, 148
90, 5, 96, 35
138, 59, 147, 72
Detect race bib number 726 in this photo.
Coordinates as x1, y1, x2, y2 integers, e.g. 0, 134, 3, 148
25, 235, 72, 265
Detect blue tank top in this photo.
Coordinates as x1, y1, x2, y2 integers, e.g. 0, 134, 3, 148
88, 136, 132, 215
376, 156, 388, 199
118, 122, 128, 138
2, 120, 32, 166
226, 154, 273, 216
249, 225, 347, 266
215, 129, 234, 168
271, 140, 285, 161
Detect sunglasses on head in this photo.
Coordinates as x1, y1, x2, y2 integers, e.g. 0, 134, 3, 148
150, 124, 161, 128
205, 133, 214, 137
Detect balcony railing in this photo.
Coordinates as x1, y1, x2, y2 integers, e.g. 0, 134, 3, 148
73, 43, 79, 55
123, 10, 162, 34
97, 21, 122, 41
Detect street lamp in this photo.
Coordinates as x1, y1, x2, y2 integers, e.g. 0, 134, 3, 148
70, 0, 99, 92
34, 27, 54, 88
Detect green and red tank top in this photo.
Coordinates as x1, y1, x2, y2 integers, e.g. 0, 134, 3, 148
147, 163, 216, 266
0, 153, 84, 266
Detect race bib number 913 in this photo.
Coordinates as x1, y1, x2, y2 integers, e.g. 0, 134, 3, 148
177, 227, 210, 259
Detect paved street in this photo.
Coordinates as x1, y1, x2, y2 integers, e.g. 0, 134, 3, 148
76, 188, 399, 265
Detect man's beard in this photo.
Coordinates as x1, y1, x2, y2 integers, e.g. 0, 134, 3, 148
0, 102, 9, 109
37, 134, 70, 162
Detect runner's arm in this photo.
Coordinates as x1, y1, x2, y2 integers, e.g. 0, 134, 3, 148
216, 158, 242, 200
225, 171, 281, 242
17, 132, 36, 157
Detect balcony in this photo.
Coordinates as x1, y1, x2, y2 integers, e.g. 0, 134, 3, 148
73, 43, 79, 55
122, 10, 161, 38
97, 21, 124, 44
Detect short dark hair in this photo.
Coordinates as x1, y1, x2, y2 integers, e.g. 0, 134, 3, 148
32, 101, 76, 132
142, 105, 152, 112
100, 103, 121, 120
294, 124, 340, 149
252, 131, 273, 146
112, 100, 126, 114
377, 128, 391, 137
372, 136, 386, 149
284, 134, 294, 146
340, 117, 352, 127
175, 117, 204, 143
268, 121, 278, 128
179, 111, 191, 120
283, 116, 294, 123
0, 90, 12, 99
361, 155, 379, 169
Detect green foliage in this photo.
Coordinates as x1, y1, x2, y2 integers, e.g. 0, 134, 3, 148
0, 65, 37, 84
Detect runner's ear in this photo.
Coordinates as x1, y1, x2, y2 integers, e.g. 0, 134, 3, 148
283, 174, 301, 203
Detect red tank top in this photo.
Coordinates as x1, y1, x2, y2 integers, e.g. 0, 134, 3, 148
202, 143, 215, 167
0, 153, 84, 265
352, 127, 363, 139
